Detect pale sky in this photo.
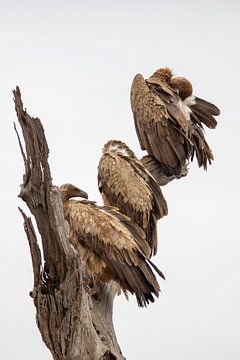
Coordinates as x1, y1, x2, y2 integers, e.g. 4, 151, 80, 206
0, 1, 239, 359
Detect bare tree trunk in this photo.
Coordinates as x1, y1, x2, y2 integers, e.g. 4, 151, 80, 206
14, 87, 125, 360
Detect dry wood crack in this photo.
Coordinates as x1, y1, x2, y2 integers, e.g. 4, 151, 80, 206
14, 86, 125, 360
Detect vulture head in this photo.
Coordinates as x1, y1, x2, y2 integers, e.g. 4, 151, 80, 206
148, 67, 193, 100
103, 139, 135, 158
171, 76, 193, 100
59, 183, 88, 203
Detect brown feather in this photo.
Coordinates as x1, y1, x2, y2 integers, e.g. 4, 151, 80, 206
189, 126, 214, 169
191, 106, 218, 129
60, 184, 164, 307
98, 140, 168, 256
194, 96, 220, 116
130, 67, 220, 173
130, 72, 190, 174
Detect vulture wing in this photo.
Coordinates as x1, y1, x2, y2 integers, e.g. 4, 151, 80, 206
130, 73, 190, 173
131, 70, 220, 173
189, 98, 219, 168
98, 144, 168, 255
63, 199, 164, 307
190, 97, 220, 129
188, 125, 214, 169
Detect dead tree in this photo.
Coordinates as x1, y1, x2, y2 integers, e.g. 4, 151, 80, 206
14, 87, 125, 360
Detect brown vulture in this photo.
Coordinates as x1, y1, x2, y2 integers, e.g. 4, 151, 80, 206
59, 183, 164, 307
98, 140, 168, 256
130, 67, 220, 184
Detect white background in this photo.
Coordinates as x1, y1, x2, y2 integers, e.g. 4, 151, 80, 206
0, 1, 239, 359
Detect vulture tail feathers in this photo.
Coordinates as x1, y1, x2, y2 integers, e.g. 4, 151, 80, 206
106, 257, 161, 307
191, 107, 218, 129
190, 126, 214, 170
194, 97, 220, 117
147, 259, 165, 280
130, 259, 161, 307
190, 97, 219, 129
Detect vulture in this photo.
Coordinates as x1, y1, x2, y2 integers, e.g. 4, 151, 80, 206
98, 139, 168, 256
59, 183, 165, 307
130, 67, 220, 184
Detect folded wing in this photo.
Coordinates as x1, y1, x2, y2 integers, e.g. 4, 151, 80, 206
62, 197, 164, 307
98, 140, 168, 255
130, 68, 220, 180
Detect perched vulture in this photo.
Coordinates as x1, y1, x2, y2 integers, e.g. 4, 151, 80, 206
130, 67, 220, 183
98, 140, 168, 256
60, 183, 164, 307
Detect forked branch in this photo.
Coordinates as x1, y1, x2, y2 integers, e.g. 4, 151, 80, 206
14, 87, 125, 360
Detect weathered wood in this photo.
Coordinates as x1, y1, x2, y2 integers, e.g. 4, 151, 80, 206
140, 155, 188, 185
14, 87, 125, 360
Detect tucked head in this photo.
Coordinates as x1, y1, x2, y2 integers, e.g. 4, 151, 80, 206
171, 76, 193, 100
103, 139, 135, 158
59, 183, 88, 202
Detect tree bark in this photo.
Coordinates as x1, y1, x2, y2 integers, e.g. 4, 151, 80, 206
141, 155, 188, 186
14, 87, 125, 360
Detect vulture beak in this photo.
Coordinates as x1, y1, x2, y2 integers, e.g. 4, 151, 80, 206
60, 183, 89, 202
78, 189, 88, 199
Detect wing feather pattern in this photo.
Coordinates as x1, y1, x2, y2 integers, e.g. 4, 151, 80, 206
194, 97, 220, 116
98, 140, 168, 255
131, 73, 190, 173
191, 97, 219, 129
130, 69, 220, 175
63, 199, 163, 307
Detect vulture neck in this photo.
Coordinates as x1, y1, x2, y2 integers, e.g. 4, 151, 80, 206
61, 191, 70, 203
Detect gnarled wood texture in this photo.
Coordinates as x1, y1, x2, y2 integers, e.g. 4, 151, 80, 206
14, 87, 125, 360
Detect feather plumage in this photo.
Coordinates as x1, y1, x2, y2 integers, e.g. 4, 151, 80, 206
59, 183, 164, 307
98, 140, 168, 256
130, 68, 220, 182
